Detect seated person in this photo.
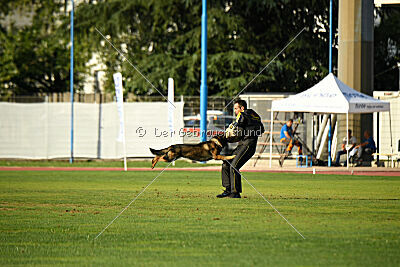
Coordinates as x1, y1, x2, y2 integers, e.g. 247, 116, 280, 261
279, 119, 302, 166
335, 129, 357, 166
350, 130, 376, 164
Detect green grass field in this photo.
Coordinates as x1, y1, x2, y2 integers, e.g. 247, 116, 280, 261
1, 170, 399, 266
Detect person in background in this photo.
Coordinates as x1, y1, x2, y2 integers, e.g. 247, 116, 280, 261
335, 129, 357, 166
350, 130, 376, 165
279, 119, 302, 166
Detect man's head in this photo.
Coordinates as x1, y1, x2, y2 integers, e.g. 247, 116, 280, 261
233, 99, 247, 115
364, 130, 371, 138
286, 119, 293, 127
348, 129, 352, 138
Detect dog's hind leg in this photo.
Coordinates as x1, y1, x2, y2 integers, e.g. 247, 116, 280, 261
160, 149, 178, 162
151, 154, 173, 169
151, 156, 163, 169
151, 149, 178, 168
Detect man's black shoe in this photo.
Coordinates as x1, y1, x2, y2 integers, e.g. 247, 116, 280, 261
216, 190, 231, 198
229, 193, 241, 198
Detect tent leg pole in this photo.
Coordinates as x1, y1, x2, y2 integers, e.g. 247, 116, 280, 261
328, 115, 332, 167
312, 114, 314, 157
269, 110, 273, 168
346, 113, 349, 169
377, 111, 380, 164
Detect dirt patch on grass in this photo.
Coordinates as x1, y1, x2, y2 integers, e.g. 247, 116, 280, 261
65, 208, 81, 213
0, 207, 17, 211
0, 201, 105, 209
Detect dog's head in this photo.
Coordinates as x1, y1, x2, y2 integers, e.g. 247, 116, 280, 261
210, 134, 228, 148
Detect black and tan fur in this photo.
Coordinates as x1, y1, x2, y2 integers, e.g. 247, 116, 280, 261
149, 135, 235, 168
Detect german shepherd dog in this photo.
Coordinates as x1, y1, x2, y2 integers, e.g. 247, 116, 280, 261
149, 135, 235, 168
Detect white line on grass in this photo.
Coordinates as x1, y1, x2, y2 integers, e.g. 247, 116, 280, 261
95, 27, 176, 108
224, 27, 306, 110
94, 161, 175, 240
225, 160, 306, 239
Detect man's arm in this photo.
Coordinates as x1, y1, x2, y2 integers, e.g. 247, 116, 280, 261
355, 141, 368, 149
344, 141, 355, 151
348, 137, 357, 150
235, 112, 245, 127
225, 113, 245, 140
284, 131, 291, 139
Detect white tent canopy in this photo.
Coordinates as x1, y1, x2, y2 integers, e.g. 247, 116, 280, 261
271, 73, 390, 114
269, 73, 391, 168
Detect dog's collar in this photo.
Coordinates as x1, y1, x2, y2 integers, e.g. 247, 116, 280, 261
211, 138, 223, 147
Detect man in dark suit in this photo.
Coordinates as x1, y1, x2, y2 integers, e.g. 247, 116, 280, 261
217, 99, 264, 199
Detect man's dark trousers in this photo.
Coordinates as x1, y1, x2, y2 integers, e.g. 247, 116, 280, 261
335, 150, 347, 165
221, 139, 257, 193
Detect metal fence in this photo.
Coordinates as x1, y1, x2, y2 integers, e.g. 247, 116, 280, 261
6, 93, 235, 117
6, 92, 316, 163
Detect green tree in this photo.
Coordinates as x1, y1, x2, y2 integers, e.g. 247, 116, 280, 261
374, 6, 400, 91
75, 0, 335, 97
1, 0, 398, 99
0, 0, 92, 99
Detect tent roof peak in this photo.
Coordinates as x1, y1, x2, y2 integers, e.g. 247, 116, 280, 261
271, 74, 390, 114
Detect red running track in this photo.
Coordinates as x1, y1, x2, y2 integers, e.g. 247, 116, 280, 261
0, 166, 399, 176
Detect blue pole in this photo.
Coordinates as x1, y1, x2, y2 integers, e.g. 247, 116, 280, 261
200, 0, 208, 142
328, 0, 333, 167
70, 0, 74, 164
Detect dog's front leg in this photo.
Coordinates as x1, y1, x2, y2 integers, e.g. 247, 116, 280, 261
216, 155, 236, 160
211, 149, 236, 160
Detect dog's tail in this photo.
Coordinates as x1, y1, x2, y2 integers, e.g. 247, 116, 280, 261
149, 147, 169, 156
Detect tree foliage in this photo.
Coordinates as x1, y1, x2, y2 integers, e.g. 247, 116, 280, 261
374, 6, 400, 91
0, 0, 399, 98
0, 0, 92, 98
74, 0, 335, 96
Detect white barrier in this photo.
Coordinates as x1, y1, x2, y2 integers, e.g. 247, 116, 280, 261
0, 102, 184, 159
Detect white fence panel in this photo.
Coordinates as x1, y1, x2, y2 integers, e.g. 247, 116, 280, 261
0, 102, 184, 159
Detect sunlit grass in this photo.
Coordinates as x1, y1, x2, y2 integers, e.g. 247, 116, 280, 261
1, 171, 399, 266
